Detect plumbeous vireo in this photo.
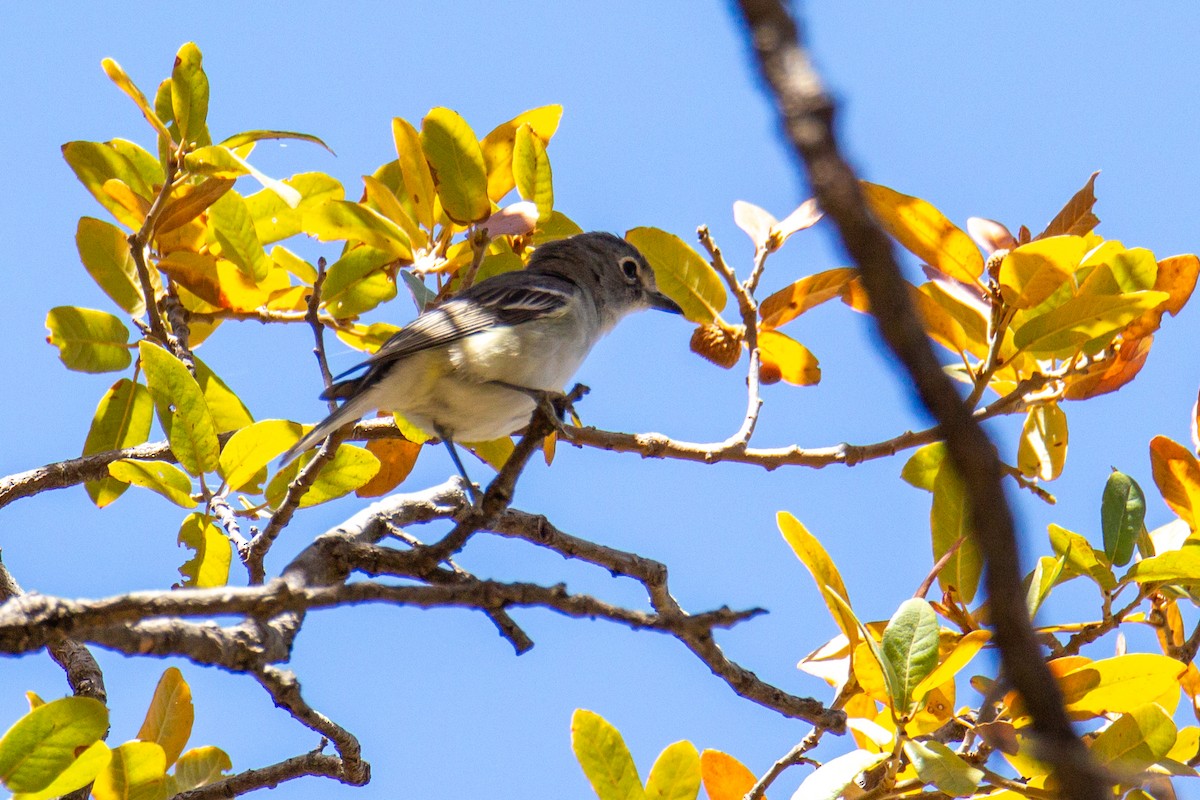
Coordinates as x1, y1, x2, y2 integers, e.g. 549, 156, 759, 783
282, 232, 682, 479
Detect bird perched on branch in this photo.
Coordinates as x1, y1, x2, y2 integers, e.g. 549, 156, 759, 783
281, 231, 683, 489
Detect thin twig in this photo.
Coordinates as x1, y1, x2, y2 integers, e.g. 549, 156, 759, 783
306, 257, 335, 398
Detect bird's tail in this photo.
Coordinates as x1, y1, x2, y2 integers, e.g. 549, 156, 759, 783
280, 388, 376, 465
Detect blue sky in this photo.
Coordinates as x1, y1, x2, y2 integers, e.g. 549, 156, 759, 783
2, 3, 1200, 799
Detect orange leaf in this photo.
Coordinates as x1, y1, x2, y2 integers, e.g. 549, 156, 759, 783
356, 436, 422, 497
1150, 435, 1200, 531
759, 268, 856, 329
1063, 335, 1152, 400
155, 178, 235, 236
1036, 171, 1100, 239
758, 330, 820, 386
1124, 253, 1200, 339
861, 181, 984, 286
699, 750, 759, 800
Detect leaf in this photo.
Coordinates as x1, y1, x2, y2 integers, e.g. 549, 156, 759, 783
62, 140, 151, 229
76, 216, 146, 315
0, 696, 109, 793
998, 236, 1086, 309
1088, 704, 1176, 773
391, 117, 437, 230
92, 740, 168, 800
322, 246, 398, 318
1048, 524, 1117, 592
778, 512, 858, 647
480, 105, 563, 201
244, 172, 345, 245
1151, 436, 1200, 531
880, 598, 940, 713
207, 190, 271, 282
1125, 253, 1200, 339
100, 58, 172, 142
357, 437, 422, 497
265, 445, 380, 508
931, 464, 982, 603
644, 741, 700, 800
1077, 241, 1158, 296
303, 200, 413, 261
171, 747, 231, 792
83, 379, 154, 507
732, 200, 777, 250
1063, 334, 1154, 400
11, 741, 110, 800
966, 217, 1017, 254
1102, 471, 1146, 568
176, 513, 231, 589
571, 709, 645, 800
1037, 171, 1100, 239
912, 629, 991, 702
466, 437, 515, 471
758, 268, 857, 330
183, 145, 300, 207
771, 199, 822, 247
193, 356, 254, 434
45, 306, 132, 373
512, 124, 553, 222
219, 129, 333, 153
136, 668, 193, 768
154, 177, 234, 236
861, 181, 984, 286
1126, 544, 1200, 586
362, 175, 423, 243
698, 750, 757, 800
108, 460, 195, 508
901, 443, 946, 492
757, 330, 820, 386
901, 739, 983, 797
420, 107, 490, 224
624, 227, 726, 323
1027, 555, 1065, 617
1058, 654, 1185, 717
1017, 403, 1068, 481
1012, 290, 1168, 356
218, 419, 303, 491
171, 43, 210, 147
138, 341, 220, 476
790, 749, 887, 800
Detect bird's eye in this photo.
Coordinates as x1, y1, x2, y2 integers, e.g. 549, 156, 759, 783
619, 257, 640, 282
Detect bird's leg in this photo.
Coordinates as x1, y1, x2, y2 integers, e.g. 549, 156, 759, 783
435, 426, 482, 503
489, 381, 590, 433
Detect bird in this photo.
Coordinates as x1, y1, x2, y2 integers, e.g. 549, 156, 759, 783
280, 231, 683, 489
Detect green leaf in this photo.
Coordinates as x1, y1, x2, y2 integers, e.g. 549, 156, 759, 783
322, 246, 398, 318
931, 464, 982, 603
61, 140, 151, 229
108, 460, 196, 508
1102, 471, 1146, 568
207, 190, 271, 282
513, 124, 553, 222
302, 200, 413, 261
1088, 703, 1176, 773
1048, 524, 1117, 591
244, 172, 344, 245
218, 419, 303, 491
171, 747, 231, 792
76, 216, 146, 316
1077, 240, 1158, 296
92, 740, 168, 800
1012, 290, 1169, 356
624, 227, 726, 324
792, 749, 887, 800
109, 140, 163, 191
136, 668, 193, 769
1026, 555, 1065, 617
901, 442, 946, 492
265, 444, 380, 508
1125, 544, 1200, 586
219, 129, 333, 154
192, 356, 254, 434
570, 709, 645, 800
0, 696, 109, 793
902, 739, 983, 796
45, 306, 132, 373
420, 107, 491, 224
176, 513, 231, 589
171, 43, 210, 147
481, 105, 563, 201
881, 598, 940, 713
11, 741, 110, 800
83, 379, 154, 507
644, 741, 700, 800
138, 341, 220, 476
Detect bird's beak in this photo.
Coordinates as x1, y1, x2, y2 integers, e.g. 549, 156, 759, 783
648, 290, 684, 315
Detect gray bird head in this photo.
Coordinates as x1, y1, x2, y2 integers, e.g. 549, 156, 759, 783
526, 232, 683, 326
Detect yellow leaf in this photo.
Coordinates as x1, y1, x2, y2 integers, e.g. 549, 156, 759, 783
1150, 435, 1200, 531
75, 217, 145, 316
218, 419, 304, 491
265, 445, 380, 508
778, 512, 858, 647
12, 741, 111, 800
644, 741, 699, 800
480, 105, 562, 201
861, 181, 984, 286
1088, 703, 1176, 773
101, 58, 172, 142
570, 709, 646, 800
1059, 654, 1185, 718
83, 379, 154, 508
512, 124, 553, 222
466, 437, 514, 471
176, 513, 231, 589
362, 174, 423, 244
92, 740, 168, 800
1125, 253, 1200, 339
1012, 290, 1169, 357
0, 697, 108, 793
108, 460, 196, 508
171, 747, 231, 793
171, 42, 210, 147
698, 750, 758, 800
931, 464, 982, 603
302, 200, 413, 261
392, 117, 437, 229
912, 629, 991, 702
62, 140, 151, 229
757, 330, 820, 386
624, 227, 726, 324
759, 268, 856, 330
45, 306, 132, 374
998, 236, 1087, 309
420, 107, 491, 224
136, 668, 194, 768
139, 341, 220, 476
1017, 403, 1068, 481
